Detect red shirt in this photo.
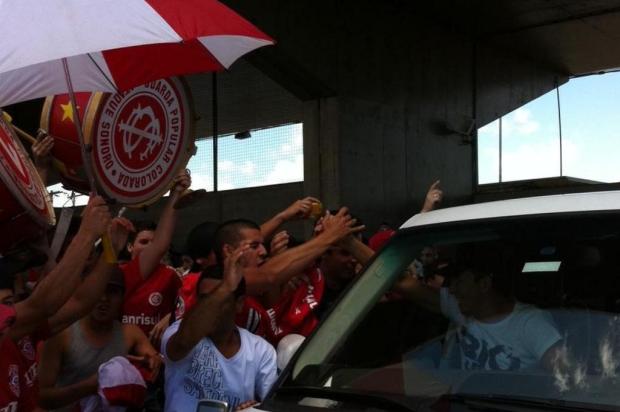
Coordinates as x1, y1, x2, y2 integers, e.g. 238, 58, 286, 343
0, 324, 50, 412
234, 267, 326, 345
175, 266, 325, 345
174, 272, 200, 320
236, 296, 270, 339
121, 256, 181, 336
266, 267, 325, 344
176, 272, 271, 339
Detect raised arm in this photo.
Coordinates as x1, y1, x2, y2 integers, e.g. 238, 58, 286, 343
138, 170, 191, 279
393, 269, 441, 313
9, 196, 110, 340
31, 130, 54, 186
166, 244, 246, 362
47, 218, 134, 336
245, 208, 364, 296
38, 330, 98, 409
420, 180, 443, 213
125, 324, 163, 381
260, 196, 320, 239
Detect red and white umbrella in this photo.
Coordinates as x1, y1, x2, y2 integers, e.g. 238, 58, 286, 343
0, 0, 273, 261
0, 0, 274, 106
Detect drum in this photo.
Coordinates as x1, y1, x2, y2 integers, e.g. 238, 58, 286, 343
41, 77, 196, 207
0, 113, 55, 253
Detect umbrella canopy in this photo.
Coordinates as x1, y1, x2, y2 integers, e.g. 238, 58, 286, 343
0, 0, 274, 106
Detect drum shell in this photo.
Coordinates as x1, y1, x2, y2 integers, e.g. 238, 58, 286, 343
40, 92, 103, 194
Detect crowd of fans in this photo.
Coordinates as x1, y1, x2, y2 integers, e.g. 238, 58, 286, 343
2, 128, 576, 412
0, 133, 446, 412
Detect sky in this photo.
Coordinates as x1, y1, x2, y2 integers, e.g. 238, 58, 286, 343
478, 71, 620, 184
48, 123, 303, 207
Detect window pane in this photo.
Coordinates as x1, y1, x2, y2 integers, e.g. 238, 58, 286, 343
217, 123, 303, 190
501, 91, 560, 182
560, 72, 620, 183
48, 183, 88, 207
477, 119, 500, 184
186, 138, 214, 191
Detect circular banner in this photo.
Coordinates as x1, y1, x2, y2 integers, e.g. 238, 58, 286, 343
0, 115, 54, 251
93, 78, 193, 205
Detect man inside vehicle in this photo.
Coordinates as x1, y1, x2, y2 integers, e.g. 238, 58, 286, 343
395, 250, 564, 372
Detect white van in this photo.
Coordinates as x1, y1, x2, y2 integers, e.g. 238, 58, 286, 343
255, 191, 620, 411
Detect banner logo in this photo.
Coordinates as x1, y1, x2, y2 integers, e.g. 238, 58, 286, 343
119, 105, 162, 161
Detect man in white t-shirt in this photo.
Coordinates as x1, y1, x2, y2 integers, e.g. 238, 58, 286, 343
396, 258, 563, 371
162, 244, 277, 411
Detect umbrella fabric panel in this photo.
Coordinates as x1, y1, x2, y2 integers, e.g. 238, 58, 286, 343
0, 0, 274, 106
0, 55, 117, 106
145, 0, 271, 40
0, 32, 273, 106
0, 0, 180, 73
103, 36, 273, 90
198, 35, 274, 69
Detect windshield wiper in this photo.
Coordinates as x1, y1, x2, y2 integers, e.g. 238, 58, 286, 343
444, 393, 617, 412
272, 385, 419, 411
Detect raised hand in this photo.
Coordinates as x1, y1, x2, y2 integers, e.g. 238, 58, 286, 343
171, 169, 191, 195
320, 207, 365, 245
269, 230, 290, 257
278, 196, 321, 221
421, 180, 443, 213
126, 354, 162, 382
32, 129, 54, 167
149, 313, 171, 349
222, 244, 250, 293
108, 217, 135, 253
392, 269, 421, 295
79, 195, 111, 239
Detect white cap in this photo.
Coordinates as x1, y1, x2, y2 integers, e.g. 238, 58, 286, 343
276, 334, 305, 372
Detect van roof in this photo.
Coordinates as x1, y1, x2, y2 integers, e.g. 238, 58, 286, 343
401, 190, 620, 229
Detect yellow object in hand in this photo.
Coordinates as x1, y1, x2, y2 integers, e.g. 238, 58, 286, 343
101, 234, 117, 264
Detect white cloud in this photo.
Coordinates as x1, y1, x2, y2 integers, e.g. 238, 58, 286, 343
501, 139, 578, 182
280, 143, 293, 155
280, 127, 303, 155
218, 179, 235, 191
478, 146, 500, 184
262, 154, 304, 186
238, 161, 256, 176
190, 171, 214, 191
219, 160, 235, 172
292, 124, 303, 147
503, 108, 540, 136
478, 120, 499, 138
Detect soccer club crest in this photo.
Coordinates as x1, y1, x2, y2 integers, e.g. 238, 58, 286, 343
92, 77, 195, 206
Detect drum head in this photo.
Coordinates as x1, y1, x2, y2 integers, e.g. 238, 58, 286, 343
91, 77, 196, 207
0, 114, 55, 228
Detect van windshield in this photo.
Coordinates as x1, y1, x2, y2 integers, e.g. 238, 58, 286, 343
282, 212, 620, 410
